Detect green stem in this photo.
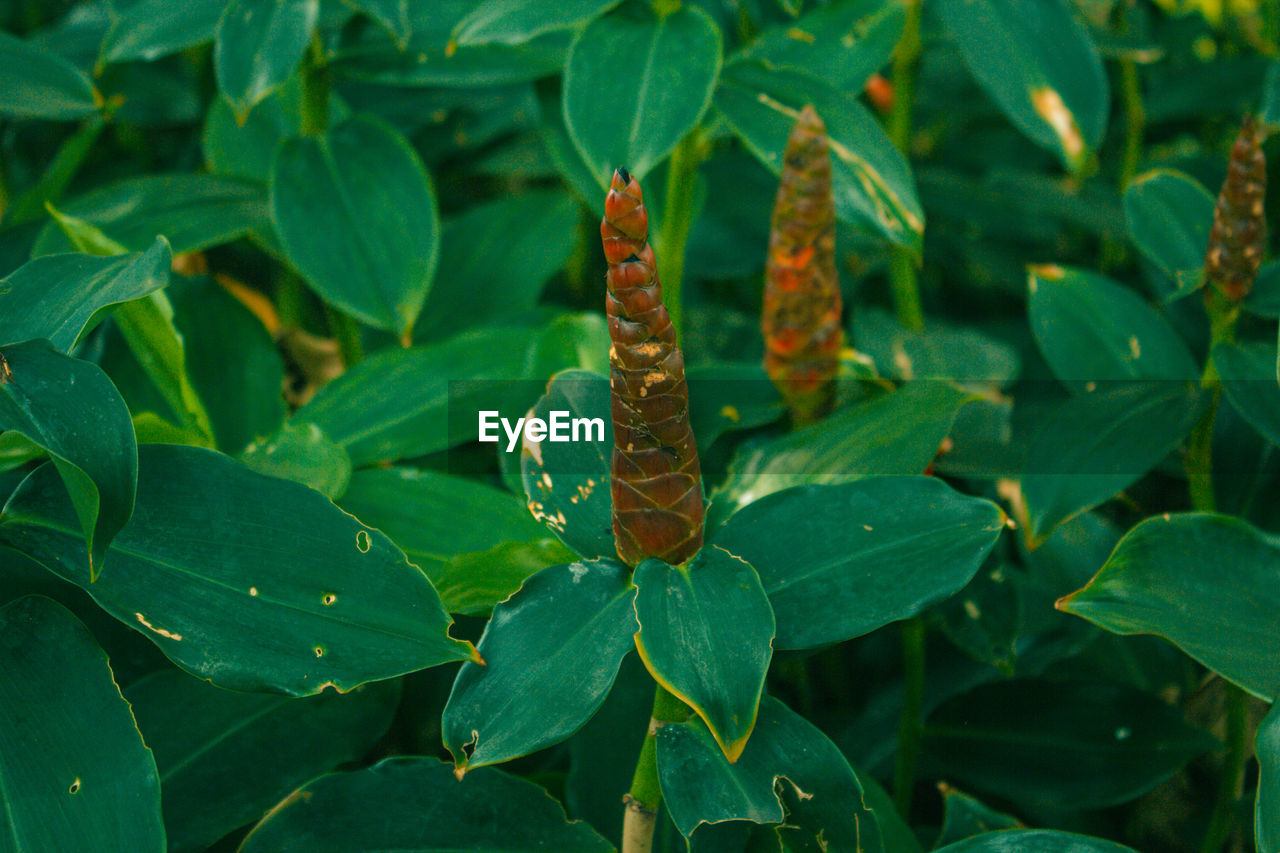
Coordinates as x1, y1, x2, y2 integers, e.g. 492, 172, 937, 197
1200, 685, 1250, 853
886, 0, 925, 333
623, 685, 691, 853
1118, 58, 1145, 190
893, 617, 926, 817
300, 35, 329, 137
326, 304, 364, 368
276, 273, 308, 330
657, 132, 703, 341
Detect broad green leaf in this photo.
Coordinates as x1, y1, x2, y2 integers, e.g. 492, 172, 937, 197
0, 30, 100, 120
1215, 341, 1280, 447
923, 678, 1216, 809
240, 422, 352, 498
346, 0, 412, 47
935, 831, 1136, 852
936, 0, 1108, 172
713, 478, 1005, 649
292, 326, 534, 466
523, 312, 612, 380
1248, 261, 1280, 318
170, 277, 286, 453
0, 237, 170, 351
33, 174, 271, 256
1261, 58, 1280, 131
271, 115, 439, 335
686, 362, 786, 449
855, 308, 1020, 387
437, 538, 576, 616
634, 548, 775, 761
0, 596, 164, 852
1058, 513, 1280, 701
238, 756, 613, 852
734, 0, 904, 89
4, 115, 109, 225
99, 0, 228, 65
442, 559, 637, 772
563, 3, 721, 186
1022, 382, 1204, 544
1260, 704, 1279, 853
934, 786, 1023, 847
414, 190, 581, 341
336, 30, 569, 87
1123, 169, 1215, 292
203, 81, 304, 183
658, 696, 885, 847
1027, 265, 1199, 389
453, 0, 622, 46
339, 467, 555, 613
714, 61, 923, 248
710, 381, 973, 527
0, 340, 137, 579
215, 0, 319, 119
127, 670, 399, 853
0, 445, 476, 695
521, 369, 614, 560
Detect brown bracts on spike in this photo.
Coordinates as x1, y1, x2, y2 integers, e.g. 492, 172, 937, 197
602, 168, 704, 567
1205, 115, 1267, 303
762, 105, 843, 425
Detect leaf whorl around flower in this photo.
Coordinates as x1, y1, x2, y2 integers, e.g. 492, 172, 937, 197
1205, 115, 1267, 303
762, 105, 844, 425
602, 168, 703, 567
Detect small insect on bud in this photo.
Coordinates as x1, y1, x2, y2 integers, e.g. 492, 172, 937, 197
1204, 115, 1267, 303
762, 105, 844, 425
602, 168, 704, 568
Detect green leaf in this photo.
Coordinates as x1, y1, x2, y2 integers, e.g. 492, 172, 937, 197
563, 3, 721, 186
0, 596, 165, 852
733, 0, 904, 90
686, 362, 786, 449
521, 369, 614, 560
0, 444, 476, 695
170, 277, 286, 453
414, 190, 581, 341
1022, 382, 1204, 544
0, 237, 170, 351
1215, 341, 1280, 447
292, 326, 534, 466
337, 30, 569, 87
442, 559, 637, 773
454, 0, 622, 46
240, 421, 352, 498
523, 312, 613, 380
1261, 58, 1280, 131
0, 340, 137, 579
710, 382, 973, 527
0, 30, 100, 120
345, 0, 412, 47
1027, 265, 1199, 389
1058, 513, 1280, 701
99, 0, 228, 65
436, 538, 577, 617
339, 467, 554, 612
712, 478, 1005, 650
270, 115, 439, 335
855, 308, 1020, 387
923, 678, 1216, 809
935, 0, 1108, 173
33, 174, 271, 256
238, 756, 613, 852
126, 670, 399, 853
934, 786, 1023, 848
1247, 261, 1280, 319
215, 0, 318, 119
714, 60, 923, 248
203, 80, 304, 183
1259, 705, 1280, 853
1123, 169, 1215, 293
934, 831, 1137, 852
634, 548, 775, 761
658, 696, 885, 847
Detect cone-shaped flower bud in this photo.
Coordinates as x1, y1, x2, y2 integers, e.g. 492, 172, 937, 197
602, 167, 703, 567
762, 105, 844, 425
1205, 115, 1267, 303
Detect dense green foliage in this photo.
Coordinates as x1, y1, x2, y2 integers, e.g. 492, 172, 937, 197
0, 0, 1279, 851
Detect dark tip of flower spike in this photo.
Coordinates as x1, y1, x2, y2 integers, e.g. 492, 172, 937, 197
616, 166, 631, 185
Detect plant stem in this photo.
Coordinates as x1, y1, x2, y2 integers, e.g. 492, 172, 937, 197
656, 132, 703, 341
326, 304, 364, 368
893, 616, 926, 816
300, 35, 329, 137
622, 684, 691, 853
1118, 58, 1145, 190
1186, 288, 1249, 853
886, 0, 925, 333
